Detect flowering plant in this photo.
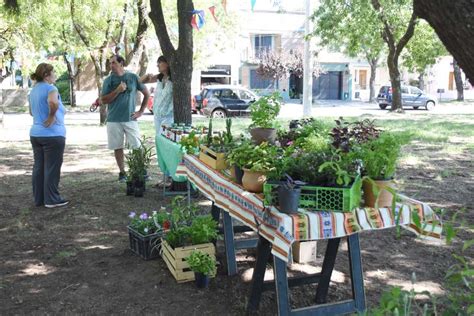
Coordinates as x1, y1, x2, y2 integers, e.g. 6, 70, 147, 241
128, 209, 170, 235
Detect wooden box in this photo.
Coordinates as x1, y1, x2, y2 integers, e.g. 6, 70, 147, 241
161, 239, 216, 283
199, 145, 228, 170
292, 241, 317, 263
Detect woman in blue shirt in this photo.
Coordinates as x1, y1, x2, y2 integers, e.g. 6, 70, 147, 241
29, 63, 68, 208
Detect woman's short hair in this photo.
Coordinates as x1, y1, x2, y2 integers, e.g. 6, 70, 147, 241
30, 63, 54, 82
157, 55, 172, 82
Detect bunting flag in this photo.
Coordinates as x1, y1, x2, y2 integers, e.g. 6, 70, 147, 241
190, 14, 198, 30
209, 6, 218, 23
251, 0, 256, 11
222, 0, 227, 14
190, 10, 205, 30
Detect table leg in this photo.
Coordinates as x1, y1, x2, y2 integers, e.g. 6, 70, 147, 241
348, 234, 366, 312
274, 255, 291, 316
222, 210, 237, 276
247, 236, 272, 312
315, 237, 341, 304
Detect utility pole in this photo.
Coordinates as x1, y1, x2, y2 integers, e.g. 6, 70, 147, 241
303, 0, 313, 117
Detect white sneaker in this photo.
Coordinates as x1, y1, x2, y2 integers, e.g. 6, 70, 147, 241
45, 200, 70, 208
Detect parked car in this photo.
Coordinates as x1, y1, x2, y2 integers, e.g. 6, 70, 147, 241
196, 85, 259, 118
146, 85, 197, 114
377, 85, 437, 110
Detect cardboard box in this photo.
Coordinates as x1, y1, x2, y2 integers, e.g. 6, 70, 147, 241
292, 241, 317, 263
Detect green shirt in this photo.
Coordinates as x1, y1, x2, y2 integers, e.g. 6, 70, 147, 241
102, 72, 145, 122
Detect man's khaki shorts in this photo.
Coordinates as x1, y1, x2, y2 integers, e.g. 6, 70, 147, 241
107, 121, 141, 150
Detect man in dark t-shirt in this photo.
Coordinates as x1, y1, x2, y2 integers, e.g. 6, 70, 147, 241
101, 55, 150, 181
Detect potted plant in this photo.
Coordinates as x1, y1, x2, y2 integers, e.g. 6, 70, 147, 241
249, 92, 282, 144
240, 142, 278, 193
358, 132, 402, 208
226, 138, 253, 185
160, 197, 218, 283
276, 174, 306, 214
185, 250, 217, 288
127, 211, 166, 260
199, 119, 233, 170
126, 136, 155, 197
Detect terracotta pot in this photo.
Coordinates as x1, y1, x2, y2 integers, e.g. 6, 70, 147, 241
231, 165, 244, 185
250, 128, 276, 145
362, 179, 395, 208
242, 169, 267, 193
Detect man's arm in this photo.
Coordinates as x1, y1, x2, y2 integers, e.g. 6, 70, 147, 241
131, 86, 150, 120
101, 81, 127, 104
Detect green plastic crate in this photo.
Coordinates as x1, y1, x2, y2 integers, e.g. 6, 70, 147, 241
263, 176, 362, 212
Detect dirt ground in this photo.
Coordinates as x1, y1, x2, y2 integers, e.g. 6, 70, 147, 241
0, 111, 473, 315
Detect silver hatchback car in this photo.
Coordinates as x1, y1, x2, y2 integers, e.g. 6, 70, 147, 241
377, 85, 437, 110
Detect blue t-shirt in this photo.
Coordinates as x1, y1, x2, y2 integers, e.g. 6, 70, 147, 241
102, 72, 145, 122
29, 82, 66, 137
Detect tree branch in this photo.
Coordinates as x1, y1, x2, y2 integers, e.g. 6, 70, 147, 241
370, 0, 396, 52
395, 12, 417, 58
70, 0, 91, 49
126, 0, 149, 65
149, 0, 176, 58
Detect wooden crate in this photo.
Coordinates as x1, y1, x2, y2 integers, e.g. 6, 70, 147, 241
161, 239, 216, 283
199, 145, 228, 170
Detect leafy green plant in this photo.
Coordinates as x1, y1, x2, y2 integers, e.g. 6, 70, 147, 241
185, 250, 217, 276
180, 130, 201, 154
245, 142, 279, 172
226, 138, 254, 168
126, 136, 155, 182
367, 275, 434, 316
330, 117, 380, 152
358, 132, 402, 180
163, 197, 218, 248
249, 92, 282, 129
189, 215, 218, 245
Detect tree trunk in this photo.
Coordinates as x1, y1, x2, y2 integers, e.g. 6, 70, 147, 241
453, 58, 464, 101
371, 0, 416, 113
414, 0, 474, 85
418, 72, 425, 91
149, 0, 194, 125
90, 52, 107, 124
387, 51, 403, 112
63, 52, 76, 107
368, 57, 378, 103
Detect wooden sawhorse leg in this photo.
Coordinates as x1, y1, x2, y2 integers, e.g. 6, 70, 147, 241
217, 204, 258, 276
248, 234, 366, 315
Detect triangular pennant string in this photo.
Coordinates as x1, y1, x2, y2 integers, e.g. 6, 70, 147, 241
197, 10, 205, 29
190, 14, 199, 30
251, 0, 256, 11
222, 0, 227, 14
209, 6, 218, 23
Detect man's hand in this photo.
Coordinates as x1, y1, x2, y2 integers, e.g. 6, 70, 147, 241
131, 110, 144, 120
43, 116, 55, 127
116, 81, 127, 93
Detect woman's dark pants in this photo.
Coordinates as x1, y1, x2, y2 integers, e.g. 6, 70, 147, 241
30, 136, 65, 206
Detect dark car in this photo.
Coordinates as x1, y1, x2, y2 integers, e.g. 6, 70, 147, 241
196, 85, 259, 118
377, 85, 437, 110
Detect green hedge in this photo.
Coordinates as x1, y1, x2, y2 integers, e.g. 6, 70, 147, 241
55, 80, 70, 105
